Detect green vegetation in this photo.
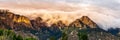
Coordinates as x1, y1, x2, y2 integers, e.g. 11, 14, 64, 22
49, 36, 56, 40
25, 37, 37, 40
0, 29, 37, 40
61, 32, 68, 40
78, 30, 88, 40
60, 27, 88, 40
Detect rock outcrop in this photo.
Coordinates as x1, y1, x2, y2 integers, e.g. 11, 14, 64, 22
69, 16, 98, 29
80, 16, 98, 28
0, 10, 32, 30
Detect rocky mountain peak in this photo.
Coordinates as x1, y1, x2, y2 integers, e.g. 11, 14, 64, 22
35, 17, 43, 23
69, 19, 88, 29
51, 21, 66, 27
80, 16, 98, 28
69, 16, 98, 29
0, 10, 32, 29
13, 15, 31, 25
31, 17, 47, 29
0, 10, 97, 29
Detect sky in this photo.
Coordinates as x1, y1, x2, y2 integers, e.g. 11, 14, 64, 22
0, 0, 120, 30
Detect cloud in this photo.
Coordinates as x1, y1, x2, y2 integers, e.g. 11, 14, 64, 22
0, 0, 120, 30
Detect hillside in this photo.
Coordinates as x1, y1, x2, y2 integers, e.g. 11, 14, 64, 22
0, 10, 120, 40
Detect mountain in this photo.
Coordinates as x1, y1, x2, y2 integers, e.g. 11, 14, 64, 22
51, 21, 67, 31
88, 29, 120, 40
108, 28, 120, 36
69, 16, 98, 29
0, 10, 33, 31
69, 19, 88, 29
0, 9, 120, 40
51, 21, 66, 27
80, 16, 98, 28
31, 17, 48, 30
0, 10, 97, 30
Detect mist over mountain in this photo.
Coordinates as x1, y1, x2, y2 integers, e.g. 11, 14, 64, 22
0, 9, 120, 40
2, 6, 119, 30
0, 0, 120, 30
0, 0, 120, 40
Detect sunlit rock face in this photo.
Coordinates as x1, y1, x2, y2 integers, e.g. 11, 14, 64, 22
0, 9, 98, 30
1, 9, 120, 40
69, 16, 98, 29
80, 16, 98, 28
13, 15, 32, 28
13, 16, 31, 25
0, 10, 32, 29
69, 19, 88, 29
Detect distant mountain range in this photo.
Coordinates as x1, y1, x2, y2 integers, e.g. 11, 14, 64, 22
0, 10, 120, 40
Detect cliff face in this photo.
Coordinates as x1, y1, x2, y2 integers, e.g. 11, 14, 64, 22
0, 10, 120, 40
69, 19, 88, 29
31, 17, 48, 30
0, 10, 32, 30
69, 16, 98, 29
0, 10, 98, 30
51, 21, 66, 27
80, 16, 98, 28
13, 15, 31, 26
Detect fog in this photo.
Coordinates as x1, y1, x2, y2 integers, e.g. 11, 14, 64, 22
0, 0, 120, 30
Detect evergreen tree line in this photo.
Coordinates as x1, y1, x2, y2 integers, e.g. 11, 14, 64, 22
0, 29, 37, 40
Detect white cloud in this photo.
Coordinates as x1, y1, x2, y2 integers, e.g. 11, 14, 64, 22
0, 0, 120, 30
